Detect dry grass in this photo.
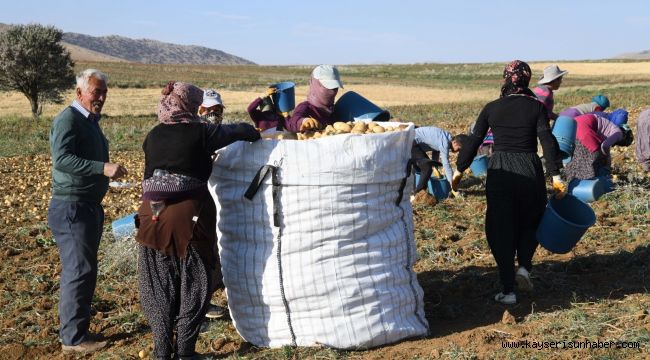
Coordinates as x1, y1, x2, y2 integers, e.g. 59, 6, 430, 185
531, 62, 650, 76
0, 85, 498, 118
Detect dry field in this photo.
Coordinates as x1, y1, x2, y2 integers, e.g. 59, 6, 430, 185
0, 61, 648, 359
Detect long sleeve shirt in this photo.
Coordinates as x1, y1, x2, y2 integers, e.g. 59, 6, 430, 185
284, 101, 336, 132
143, 122, 260, 181
533, 85, 558, 120
457, 94, 561, 176
50, 101, 109, 203
414, 126, 454, 181
247, 97, 285, 131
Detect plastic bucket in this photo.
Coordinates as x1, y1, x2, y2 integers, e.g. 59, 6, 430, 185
111, 213, 137, 241
414, 171, 450, 200
333, 91, 391, 122
469, 155, 488, 177
597, 175, 614, 193
568, 178, 605, 203
536, 195, 596, 254
270, 81, 296, 112
552, 116, 577, 159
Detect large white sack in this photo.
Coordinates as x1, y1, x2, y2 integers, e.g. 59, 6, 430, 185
208, 123, 428, 349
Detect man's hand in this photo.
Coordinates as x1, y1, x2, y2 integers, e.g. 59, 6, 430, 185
552, 175, 567, 199
451, 170, 463, 191
104, 163, 127, 179
300, 117, 321, 132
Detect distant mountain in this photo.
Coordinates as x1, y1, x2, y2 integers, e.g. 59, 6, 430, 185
613, 50, 650, 60
62, 32, 255, 65
0, 23, 255, 65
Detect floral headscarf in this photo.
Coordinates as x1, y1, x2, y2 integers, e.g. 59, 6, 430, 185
307, 76, 337, 115
157, 81, 204, 124
500, 60, 534, 98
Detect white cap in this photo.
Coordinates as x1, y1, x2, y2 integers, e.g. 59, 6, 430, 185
312, 64, 343, 89
201, 88, 224, 107
538, 65, 568, 84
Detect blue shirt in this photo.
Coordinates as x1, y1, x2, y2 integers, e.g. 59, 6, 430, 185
414, 126, 454, 182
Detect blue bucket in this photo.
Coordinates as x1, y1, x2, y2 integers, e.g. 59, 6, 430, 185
568, 178, 605, 203
112, 213, 137, 241
536, 195, 596, 254
597, 175, 614, 193
470, 155, 488, 177
333, 91, 391, 122
552, 116, 577, 159
414, 171, 451, 200
270, 81, 296, 112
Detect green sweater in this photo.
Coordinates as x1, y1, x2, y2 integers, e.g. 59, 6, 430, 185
50, 106, 109, 203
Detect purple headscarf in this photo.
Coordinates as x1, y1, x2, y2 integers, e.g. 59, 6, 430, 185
500, 60, 534, 98
307, 77, 337, 116
157, 81, 204, 124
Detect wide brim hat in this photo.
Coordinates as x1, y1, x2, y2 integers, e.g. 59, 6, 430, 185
538, 65, 568, 84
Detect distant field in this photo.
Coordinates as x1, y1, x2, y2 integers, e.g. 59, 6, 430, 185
2, 60, 650, 118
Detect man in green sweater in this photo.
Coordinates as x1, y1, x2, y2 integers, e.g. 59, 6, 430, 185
48, 69, 127, 354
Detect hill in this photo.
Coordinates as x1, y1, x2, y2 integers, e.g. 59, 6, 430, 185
613, 50, 650, 60
0, 22, 255, 65
62, 32, 255, 65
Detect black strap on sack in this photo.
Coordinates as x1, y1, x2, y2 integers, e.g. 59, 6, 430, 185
244, 165, 297, 345
396, 159, 414, 206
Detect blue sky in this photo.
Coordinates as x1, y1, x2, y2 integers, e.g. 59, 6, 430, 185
1, 0, 648, 65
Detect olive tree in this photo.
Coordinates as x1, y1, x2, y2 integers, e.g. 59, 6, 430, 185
0, 24, 75, 119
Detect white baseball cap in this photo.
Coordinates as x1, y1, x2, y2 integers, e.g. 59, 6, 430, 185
202, 88, 224, 107
312, 65, 343, 89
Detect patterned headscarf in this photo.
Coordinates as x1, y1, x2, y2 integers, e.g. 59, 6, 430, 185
157, 81, 204, 124
500, 60, 533, 98
307, 76, 337, 115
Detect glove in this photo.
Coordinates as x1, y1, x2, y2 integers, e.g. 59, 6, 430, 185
266, 87, 277, 96
451, 189, 461, 198
552, 175, 567, 199
451, 170, 463, 191
432, 167, 442, 178
300, 117, 321, 132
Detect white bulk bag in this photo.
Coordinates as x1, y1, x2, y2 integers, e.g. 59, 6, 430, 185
208, 123, 428, 349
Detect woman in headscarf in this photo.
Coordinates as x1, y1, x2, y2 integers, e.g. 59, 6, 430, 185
636, 108, 650, 171
285, 64, 343, 132
136, 81, 260, 360
559, 94, 610, 118
564, 113, 632, 182
452, 60, 565, 305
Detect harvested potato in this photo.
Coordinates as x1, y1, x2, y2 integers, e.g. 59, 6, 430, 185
372, 126, 385, 133
333, 122, 352, 132
352, 122, 368, 132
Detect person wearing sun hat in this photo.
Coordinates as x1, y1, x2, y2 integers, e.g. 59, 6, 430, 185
285, 64, 344, 132
533, 64, 568, 121
198, 88, 225, 124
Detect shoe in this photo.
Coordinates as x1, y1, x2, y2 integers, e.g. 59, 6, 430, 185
61, 340, 107, 353
205, 304, 227, 319
494, 292, 517, 305
515, 266, 534, 291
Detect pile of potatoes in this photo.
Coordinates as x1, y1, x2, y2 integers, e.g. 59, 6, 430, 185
295, 121, 408, 140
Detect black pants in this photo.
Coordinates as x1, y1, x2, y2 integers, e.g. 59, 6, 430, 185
138, 244, 211, 359
411, 142, 442, 192
485, 152, 547, 293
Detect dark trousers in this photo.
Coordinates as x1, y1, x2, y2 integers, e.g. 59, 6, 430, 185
138, 245, 210, 359
485, 153, 546, 294
48, 199, 104, 346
